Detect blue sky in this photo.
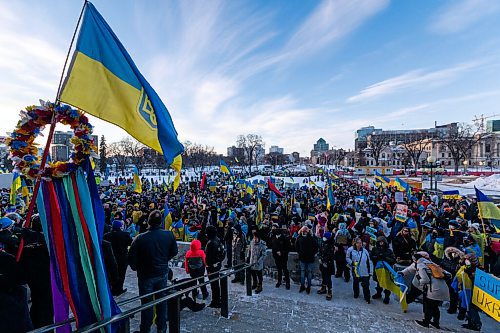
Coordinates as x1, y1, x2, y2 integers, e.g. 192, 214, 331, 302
1, 0, 499, 157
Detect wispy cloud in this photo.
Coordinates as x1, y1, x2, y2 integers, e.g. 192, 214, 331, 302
430, 0, 500, 34
347, 60, 484, 103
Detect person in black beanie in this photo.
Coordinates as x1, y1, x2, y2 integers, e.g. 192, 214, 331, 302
205, 225, 223, 308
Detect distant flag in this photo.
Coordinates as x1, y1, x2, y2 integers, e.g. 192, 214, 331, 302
235, 157, 239, 163
326, 179, 335, 211
179, 195, 185, 207
10, 172, 21, 205
256, 192, 263, 227
132, 166, 142, 193
89, 156, 96, 170
162, 178, 167, 191
267, 178, 283, 198
245, 181, 254, 195
21, 178, 30, 198
170, 155, 182, 192
200, 172, 207, 190
475, 187, 500, 231
374, 170, 389, 186
290, 176, 295, 183
162, 201, 173, 230
220, 159, 233, 176
442, 190, 461, 200
60, 2, 184, 171
104, 165, 110, 180
394, 177, 411, 198
375, 261, 408, 312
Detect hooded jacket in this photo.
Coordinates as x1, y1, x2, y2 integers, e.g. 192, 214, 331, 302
185, 239, 206, 274
370, 236, 396, 266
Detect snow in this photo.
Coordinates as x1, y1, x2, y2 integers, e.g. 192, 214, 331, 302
464, 174, 500, 191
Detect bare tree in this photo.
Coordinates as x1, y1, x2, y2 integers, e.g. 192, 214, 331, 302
400, 133, 429, 171
121, 137, 148, 172
183, 141, 219, 172
327, 149, 347, 168
108, 141, 128, 174
367, 134, 389, 166
439, 123, 481, 173
236, 134, 264, 171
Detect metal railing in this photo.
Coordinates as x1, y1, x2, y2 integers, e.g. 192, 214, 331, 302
30, 263, 253, 333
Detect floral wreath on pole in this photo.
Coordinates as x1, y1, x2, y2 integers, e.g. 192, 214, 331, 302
6, 100, 97, 180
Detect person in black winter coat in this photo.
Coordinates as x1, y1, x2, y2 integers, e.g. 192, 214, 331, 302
440, 247, 463, 314
270, 224, 291, 289
317, 231, 335, 300
371, 236, 396, 304
295, 226, 318, 294
102, 239, 119, 293
392, 227, 416, 265
205, 225, 223, 308
223, 217, 234, 268
128, 210, 178, 333
104, 219, 132, 295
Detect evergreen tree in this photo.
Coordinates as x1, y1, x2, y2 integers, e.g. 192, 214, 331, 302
99, 135, 107, 172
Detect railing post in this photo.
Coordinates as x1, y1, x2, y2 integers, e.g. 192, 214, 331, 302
167, 296, 180, 333
246, 266, 252, 296
220, 273, 229, 318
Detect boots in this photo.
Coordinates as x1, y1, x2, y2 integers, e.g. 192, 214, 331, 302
275, 282, 281, 288
326, 289, 332, 301
255, 284, 263, 294
372, 291, 382, 299
285, 281, 290, 290
317, 285, 327, 294
299, 285, 306, 293
457, 308, 467, 321
383, 292, 390, 304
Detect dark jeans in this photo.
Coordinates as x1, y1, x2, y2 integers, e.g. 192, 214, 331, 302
335, 259, 350, 280
225, 241, 232, 267
189, 267, 208, 299
207, 265, 221, 304
353, 275, 371, 302
138, 274, 168, 333
274, 257, 289, 284
423, 295, 440, 325
251, 269, 263, 285
320, 264, 333, 289
406, 284, 423, 304
116, 260, 128, 292
300, 261, 313, 287
467, 304, 482, 328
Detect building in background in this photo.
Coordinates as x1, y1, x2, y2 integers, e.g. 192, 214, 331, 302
486, 119, 500, 133
269, 145, 284, 154
51, 131, 99, 162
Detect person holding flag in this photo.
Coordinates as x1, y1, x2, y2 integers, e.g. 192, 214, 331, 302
370, 236, 397, 304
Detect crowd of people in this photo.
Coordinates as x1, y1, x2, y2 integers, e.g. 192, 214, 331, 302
1, 170, 499, 332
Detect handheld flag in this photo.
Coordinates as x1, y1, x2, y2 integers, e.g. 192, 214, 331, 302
374, 170, 389, 187
200, 172, 206, 190
60, 2, 184, 167
220, 159, 233, 176
162, 201, 173, 230
475, 187, 500, 231
10, 172, 21, 205
443, 190, 461, 200
375, 261, 408, 312
256, 192, 263, 227
132, 166, 142, 193
21, 178, 30, 198
267, 178, 283, 198
326, 179, 335, 211
395, 177, 411, 197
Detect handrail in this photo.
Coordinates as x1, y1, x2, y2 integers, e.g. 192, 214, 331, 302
77, 264, 251, 333
29, 263, 251, 333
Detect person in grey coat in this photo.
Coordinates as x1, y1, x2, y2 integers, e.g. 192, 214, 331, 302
248, 232, 267, 294
346, 237, 373, 304
401, 252, 450, 330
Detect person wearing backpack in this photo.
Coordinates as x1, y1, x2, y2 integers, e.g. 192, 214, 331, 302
346, 237, 373, 304
205, 225, 224, 308
402, 252, 450, 329
184, 239, 209, 301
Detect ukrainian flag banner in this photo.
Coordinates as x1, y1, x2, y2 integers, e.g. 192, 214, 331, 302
472, 268, 500, 322
326, 179, 335, 211
443, 190, 461, 200
374, 170, 389, 186
132, 166, 142, 194
60, 2, 184, 167
220, 159, 233, 176
395, 177, 411, 197
375, 261, 408, 312
162, 201, 173, 230
10, 172, 21, 205
475, 187, 500, 231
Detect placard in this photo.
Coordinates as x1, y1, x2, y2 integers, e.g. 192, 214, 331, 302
395, 191, 404, 203
472, 268, 499, 322
395, 204, 408, 222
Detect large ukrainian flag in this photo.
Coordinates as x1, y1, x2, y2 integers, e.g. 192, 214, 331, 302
60, 2, 183, 165
475, 187, 500, 231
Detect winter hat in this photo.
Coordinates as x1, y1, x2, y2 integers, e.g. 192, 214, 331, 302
376, 236, 388, 244
299, 226, 310, 234
112, 219, 124, 230
0, 217, 13, 230
448, 220, 459, 228
415, 251, 430, 260
323, 231, 332, 240
233, 224, 242, 233
422, 222, 432, 229
465, 253, 479, 267
272, 223, 279, 229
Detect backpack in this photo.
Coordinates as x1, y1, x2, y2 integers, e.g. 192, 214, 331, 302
426, 263, 445, 279
216, 242, 226, 263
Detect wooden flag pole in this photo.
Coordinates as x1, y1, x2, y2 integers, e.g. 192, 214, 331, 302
16, 0, 88, 261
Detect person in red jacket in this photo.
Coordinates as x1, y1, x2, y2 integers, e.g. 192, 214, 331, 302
185, 239, 209, 300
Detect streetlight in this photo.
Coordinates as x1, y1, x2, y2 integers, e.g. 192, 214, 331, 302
426, 155, 437, 191
463, 160, 468, 174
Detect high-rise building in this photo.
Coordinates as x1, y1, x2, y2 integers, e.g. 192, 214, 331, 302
269, 145, 284, 154
51, 131, 99, 162
486, 120, 500, 133
51, 144, 69, 162
313, 138, 329, 152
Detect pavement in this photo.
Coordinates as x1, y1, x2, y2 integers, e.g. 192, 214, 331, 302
116, 267, 498, 333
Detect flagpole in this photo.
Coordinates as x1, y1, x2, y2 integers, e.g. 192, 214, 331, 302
16, 0, 88, 261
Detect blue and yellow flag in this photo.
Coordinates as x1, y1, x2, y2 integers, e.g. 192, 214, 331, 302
60, 2, 183, 166
132, 166, 142, 194
375, 261, 408, 312
374, 170, 389, 186
394, 177, 411, 197
245, 181, 254, 195
21, 178, 30, 198
162, 200, 173, 230
220, 159, 233, 176
326, 179, 335, 211
10, 172, 21, 205
443, 190, 461, 200
256, 192, 263, 227
475, 187, 500, 231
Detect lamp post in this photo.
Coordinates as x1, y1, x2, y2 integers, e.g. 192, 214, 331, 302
426, 155, 437, 191
463, 160, 468, 174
